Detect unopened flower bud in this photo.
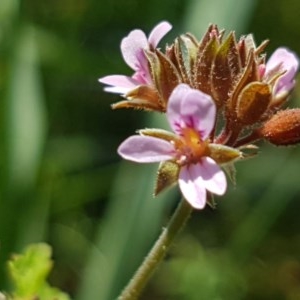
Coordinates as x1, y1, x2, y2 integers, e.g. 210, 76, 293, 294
259, 109, 300, 145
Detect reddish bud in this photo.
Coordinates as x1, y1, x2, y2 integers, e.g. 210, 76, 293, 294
259, 109, 300, 145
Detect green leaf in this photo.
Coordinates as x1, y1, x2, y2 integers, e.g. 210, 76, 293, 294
7, 243, 70, 300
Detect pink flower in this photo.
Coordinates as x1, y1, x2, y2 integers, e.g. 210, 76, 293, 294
118, 84, 227, 209
99, 21, 172, 94
265, 47, 299, 95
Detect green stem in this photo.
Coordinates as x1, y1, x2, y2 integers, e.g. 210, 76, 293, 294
118, 199, 193, 300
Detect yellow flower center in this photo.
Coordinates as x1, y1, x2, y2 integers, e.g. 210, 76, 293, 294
176, 127, 210, 165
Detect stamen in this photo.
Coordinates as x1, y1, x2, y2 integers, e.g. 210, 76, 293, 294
176, 127, 209, 165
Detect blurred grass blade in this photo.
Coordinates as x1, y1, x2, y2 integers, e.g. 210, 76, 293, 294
5, 25, 47, 191
77, 163, 176, 300
228, 153, 298, 263
184, 0, 257, 34
0, 24, 47, 284
77, 114, 175, 300
0, 0, 18, 18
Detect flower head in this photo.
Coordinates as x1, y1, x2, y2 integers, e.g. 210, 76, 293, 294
99, 21, 172, 94
118, 84, 227, 209
102, 21, 300, 211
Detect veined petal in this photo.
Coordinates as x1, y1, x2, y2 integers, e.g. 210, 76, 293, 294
198, 157, 227, 195
167, 84, 216, 139
118, 135, 175, 163
148, 21, 172, 48
121, 29, 148, 71
178, 164, 207, 209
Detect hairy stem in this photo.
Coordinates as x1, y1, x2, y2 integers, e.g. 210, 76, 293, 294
118, 199, 193, 300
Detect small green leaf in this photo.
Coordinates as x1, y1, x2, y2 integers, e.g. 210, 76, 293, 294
7, 243, 70, 300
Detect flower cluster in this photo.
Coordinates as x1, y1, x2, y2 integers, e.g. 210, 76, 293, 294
100, 21, 300, 209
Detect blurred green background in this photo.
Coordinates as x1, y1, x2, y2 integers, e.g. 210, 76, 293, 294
1, 0, 300, 299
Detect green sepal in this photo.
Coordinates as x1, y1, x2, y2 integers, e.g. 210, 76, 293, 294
223, 163, 237, 186
154, 161, 179, 196
139, 128, 178, 143
206, 192, 217, 209
208, 143, 242, 165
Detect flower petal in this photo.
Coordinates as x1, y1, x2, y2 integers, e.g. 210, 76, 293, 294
99, 75, 139, 87
118, 135, 175, 163
99, 75, 140, 94
103, 86, 131, 94
148, 21, 172, 48
167, 84, 216, 139
266, 47, 299, 94
121, 29, 148, 71
178, 164, 207, 209
198, 157, 227, 195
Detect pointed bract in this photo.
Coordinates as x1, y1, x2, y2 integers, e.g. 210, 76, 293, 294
155, 161, 179, 196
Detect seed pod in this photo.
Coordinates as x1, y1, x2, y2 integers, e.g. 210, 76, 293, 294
236, 82, 272, 125
259, 109, 300, 145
